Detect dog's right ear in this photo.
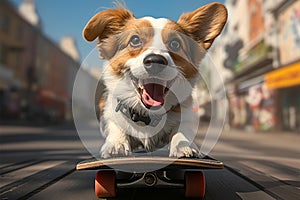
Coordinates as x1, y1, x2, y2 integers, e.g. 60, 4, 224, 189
83, 7, 134, 42
177, 3, 228, 50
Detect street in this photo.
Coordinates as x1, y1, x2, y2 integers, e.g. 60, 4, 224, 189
202, 127, 300, 199
0, 123, 299, 200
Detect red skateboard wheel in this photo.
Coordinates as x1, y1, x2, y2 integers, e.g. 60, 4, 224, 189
185, 171, 206, 198
95, 171, 116, 198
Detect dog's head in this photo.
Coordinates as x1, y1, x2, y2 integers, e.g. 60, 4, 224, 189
83, 3, 227, 115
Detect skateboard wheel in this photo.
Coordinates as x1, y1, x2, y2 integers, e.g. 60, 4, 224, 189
95, 171, 116, 198
185, 171, 205, 198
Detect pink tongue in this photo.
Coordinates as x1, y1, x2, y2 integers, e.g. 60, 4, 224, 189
142, 84, 165, 107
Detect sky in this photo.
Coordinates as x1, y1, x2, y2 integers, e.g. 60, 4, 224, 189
9, 0, 225, 63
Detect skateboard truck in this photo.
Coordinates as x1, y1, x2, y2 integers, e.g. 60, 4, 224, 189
144, 172, 157, 186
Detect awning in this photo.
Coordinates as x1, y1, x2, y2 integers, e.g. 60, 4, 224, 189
265, 61, 300, 89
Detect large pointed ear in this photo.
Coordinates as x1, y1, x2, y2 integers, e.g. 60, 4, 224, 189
83, 6, 134, 42
177, 3, 227, 50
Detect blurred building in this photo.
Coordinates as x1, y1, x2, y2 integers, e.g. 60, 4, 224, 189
18, 0, 42, 29
60, 36, 80, 62
210, 0, 300, 132
266, 0, 300, 132
0, 0, 96, 123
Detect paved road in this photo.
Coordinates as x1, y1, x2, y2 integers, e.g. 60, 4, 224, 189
200, 127, 300, 200
0, 124, 299, 199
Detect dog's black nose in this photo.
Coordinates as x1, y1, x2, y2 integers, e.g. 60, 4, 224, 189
143, 54, 168, 73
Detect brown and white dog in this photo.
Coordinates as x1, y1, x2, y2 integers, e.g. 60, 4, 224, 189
83, 3, 227, 158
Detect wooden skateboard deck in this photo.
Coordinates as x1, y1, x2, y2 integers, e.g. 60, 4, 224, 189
76, 156, 224, 171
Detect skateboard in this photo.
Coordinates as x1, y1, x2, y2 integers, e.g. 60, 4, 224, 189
76, 150, 223, 199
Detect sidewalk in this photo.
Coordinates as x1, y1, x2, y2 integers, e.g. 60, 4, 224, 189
215, 127, 300, 158
204, 127, 300, 200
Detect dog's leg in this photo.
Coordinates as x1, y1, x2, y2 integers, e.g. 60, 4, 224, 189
100, 120, 131, 158
169, 108, 200, 158
169, 131, 199, 158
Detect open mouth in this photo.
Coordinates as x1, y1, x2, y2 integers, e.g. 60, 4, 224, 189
141, 83, 166, 108
131, 77, 172, 109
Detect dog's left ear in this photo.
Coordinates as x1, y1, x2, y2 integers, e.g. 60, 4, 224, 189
82, 6, 134, 59
83, 7, 134, 42
178, 3, 228, 50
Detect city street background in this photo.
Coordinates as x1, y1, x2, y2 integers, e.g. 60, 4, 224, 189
0, 0, 300, 199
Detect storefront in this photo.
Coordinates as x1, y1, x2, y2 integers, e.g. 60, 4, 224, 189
265, 0, 300, 132
227, 77, 277, 132
265, 61, 300, 132
226, 39, 276, 131
228, 61, 300, 132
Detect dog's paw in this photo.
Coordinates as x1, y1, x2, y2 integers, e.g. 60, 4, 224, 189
169, 141, 199, 158
100, 141, 131, 158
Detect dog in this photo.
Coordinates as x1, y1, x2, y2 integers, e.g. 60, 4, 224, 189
83, 2, 227, 158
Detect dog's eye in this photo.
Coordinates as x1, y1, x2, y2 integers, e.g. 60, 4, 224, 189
168, 38, 181, 52
129, 35, 142, 48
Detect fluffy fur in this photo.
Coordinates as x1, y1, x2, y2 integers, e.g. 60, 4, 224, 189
83, 3, 227, 158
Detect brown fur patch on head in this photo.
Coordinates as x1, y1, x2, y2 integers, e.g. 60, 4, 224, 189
177, 2, 228, 50
162, 21, 204, 79
83, 6, 155, 76
107, 19, 154, 76
169, 51, 199, 79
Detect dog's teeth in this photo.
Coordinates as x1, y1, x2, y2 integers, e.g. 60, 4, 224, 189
138, 80, 143, 89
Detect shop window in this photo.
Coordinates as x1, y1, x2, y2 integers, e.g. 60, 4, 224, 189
281, 87, 300, 132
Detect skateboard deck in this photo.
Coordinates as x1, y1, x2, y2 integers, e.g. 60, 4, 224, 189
76, 156, 223, 171
76, 155, 223, 199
